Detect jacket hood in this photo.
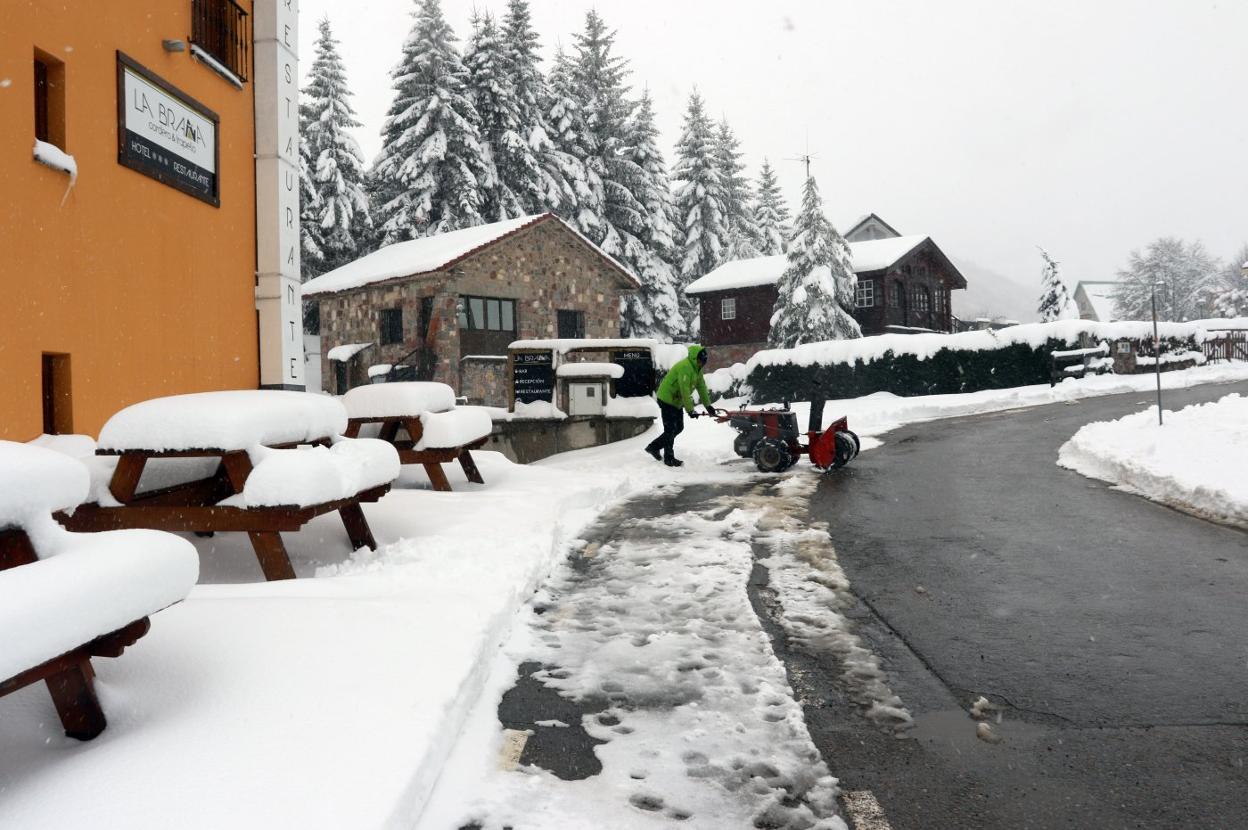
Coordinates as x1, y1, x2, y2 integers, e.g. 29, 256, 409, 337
687, 344, 705, 362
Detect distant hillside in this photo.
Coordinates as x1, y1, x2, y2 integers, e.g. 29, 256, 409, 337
951, 258, 1039, 323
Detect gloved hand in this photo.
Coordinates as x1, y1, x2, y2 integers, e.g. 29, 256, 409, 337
688, 409, 700, 419
704, 406, 716, 418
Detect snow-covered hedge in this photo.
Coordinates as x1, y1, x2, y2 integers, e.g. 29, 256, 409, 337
744, 319, 1242, 403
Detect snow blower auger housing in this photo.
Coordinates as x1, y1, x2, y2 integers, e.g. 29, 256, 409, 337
714, 398, 860, 474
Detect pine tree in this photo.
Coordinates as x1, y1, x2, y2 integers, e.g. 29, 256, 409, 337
769, 174, 861, 347
620, 90, 685, 341
1036, 246, 1075, 322
715, 118, 759, 260
1195, 243, 1248, 318
571, 10, 647, 261
752, 159, 790, 256
370, 0, 491, 245
500, 0, 573, 213
301, 17, 372, 274
1111, 237, 1220, 322
672, 90, 728, 331
546, 45, 602, 237
463, 12, 526, 220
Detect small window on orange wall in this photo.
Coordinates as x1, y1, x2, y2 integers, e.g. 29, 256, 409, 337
33, 49, 66, 150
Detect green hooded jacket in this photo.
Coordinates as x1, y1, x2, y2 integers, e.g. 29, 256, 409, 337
656, 345, 712, 413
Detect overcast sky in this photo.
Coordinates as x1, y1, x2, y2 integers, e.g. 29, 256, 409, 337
297, 0, 1247, 298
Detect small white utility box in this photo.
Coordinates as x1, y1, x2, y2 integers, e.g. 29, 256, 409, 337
568, 381, 606, 416
556, 361, 624, 417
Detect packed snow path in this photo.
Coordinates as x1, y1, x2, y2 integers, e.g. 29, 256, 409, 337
416, 479, 911, 830
807, 379, 1248, 830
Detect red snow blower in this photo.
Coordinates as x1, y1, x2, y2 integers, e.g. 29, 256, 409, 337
712, 399, 860, 474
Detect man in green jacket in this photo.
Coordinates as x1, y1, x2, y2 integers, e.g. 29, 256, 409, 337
645, 344, 714, 467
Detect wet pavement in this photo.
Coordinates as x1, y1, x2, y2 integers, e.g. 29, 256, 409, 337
805, 380, 1248, 829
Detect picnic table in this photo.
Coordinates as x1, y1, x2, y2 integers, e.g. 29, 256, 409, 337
57, 391, 400, 581
342, 383, 494, 492
2, 441, 198, 740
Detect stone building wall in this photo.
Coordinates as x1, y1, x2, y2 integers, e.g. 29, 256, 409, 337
316, 217, 634, 398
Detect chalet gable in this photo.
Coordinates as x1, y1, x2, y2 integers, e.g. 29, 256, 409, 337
844, 213, 902, 242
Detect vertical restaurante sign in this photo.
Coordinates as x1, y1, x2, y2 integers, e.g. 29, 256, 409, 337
116, 53, 220, 206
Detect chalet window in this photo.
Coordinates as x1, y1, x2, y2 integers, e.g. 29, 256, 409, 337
458, 296, 516, 332
889, 281, 904, 309
379, 308, 403, 345
557, 309, 586, 339
191, 0, 251, 83
913, 287, 931, 313
721, 297, 737, 320
33, 50, 65, 150
855, 280, 875, 308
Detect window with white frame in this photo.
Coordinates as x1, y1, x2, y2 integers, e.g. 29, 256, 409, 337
914, 287, 931, 312
721, 297, 736, 320
855, 279, 875, 308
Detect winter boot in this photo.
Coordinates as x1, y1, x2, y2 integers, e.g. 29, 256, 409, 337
644, 443, 662, 462
664, 455, 684, 467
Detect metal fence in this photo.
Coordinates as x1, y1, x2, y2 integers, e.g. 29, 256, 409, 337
191, 0, 250, 82
1202, 330, 1248, 363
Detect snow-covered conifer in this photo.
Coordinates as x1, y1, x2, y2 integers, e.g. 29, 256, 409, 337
620, 90, 685, 341
715, 118, 759, 260
370, 0, 490, 244
546, 46, 602, 237
463, 12, 526, 220
1036, 246, 1076, 322
1196, 243, 1248, 318
769, 174, 862, 347
500, 0, 572, 213
297, 135, 324, 280
753, 159, 790, 256
1112, 237, 1220, 321
672, 90, 728, 331
300, 18, 372, 273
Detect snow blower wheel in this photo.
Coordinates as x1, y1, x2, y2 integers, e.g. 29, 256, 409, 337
752, 437, 792, 473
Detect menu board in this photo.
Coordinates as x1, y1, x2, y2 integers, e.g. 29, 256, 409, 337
512, 350, 555, 404
610, 349, 656, 398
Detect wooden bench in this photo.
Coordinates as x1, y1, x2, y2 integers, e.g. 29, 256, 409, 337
54, 391, 400, 582
1, 442, 198, 741
342, 383, 493, 492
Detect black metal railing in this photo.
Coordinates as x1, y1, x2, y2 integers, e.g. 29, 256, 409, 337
191, 0, 250, 83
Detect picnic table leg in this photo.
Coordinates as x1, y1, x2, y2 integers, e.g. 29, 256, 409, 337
339, 503, 378, 551
457, 450, 485, 485
423, 462, 453, 492
247, 531, 297, 581
45, 658, 107, 741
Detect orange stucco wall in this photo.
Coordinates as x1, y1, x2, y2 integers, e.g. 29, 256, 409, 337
0, 2, 259, 441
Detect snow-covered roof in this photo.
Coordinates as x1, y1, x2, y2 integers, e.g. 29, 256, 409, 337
508, 337, 657, 354
302, 213, 640, 297
1075, 281, 1119, 322
686, 235, 935, 295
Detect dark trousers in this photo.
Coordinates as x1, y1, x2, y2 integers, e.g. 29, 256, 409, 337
646, 400, 685, 459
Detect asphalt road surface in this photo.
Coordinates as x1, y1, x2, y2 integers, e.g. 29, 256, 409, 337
803, 380, 1248, 830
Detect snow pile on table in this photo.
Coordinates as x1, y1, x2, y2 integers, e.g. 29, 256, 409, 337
242, 439, 400, 508
98, 391, 348, 452
1058, 393, 1248, 526
343, 381, 457, 418
555, 362, 623, 378
0, 440, 90, 526
415, 408, 493, 450
26, 433, 97, 460
0, 442, 198, 682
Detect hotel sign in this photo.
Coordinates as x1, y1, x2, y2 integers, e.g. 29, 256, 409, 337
116, 53, 220, 206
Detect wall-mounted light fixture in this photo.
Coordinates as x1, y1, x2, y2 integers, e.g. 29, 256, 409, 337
162, 39, 186, 52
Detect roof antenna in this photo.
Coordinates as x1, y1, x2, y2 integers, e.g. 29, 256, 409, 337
785, 134, 817, 178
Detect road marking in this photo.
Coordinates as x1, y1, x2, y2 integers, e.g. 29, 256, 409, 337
841, 790, 892, 830
498, 729, 529, 771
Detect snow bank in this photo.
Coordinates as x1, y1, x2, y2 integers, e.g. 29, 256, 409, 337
243, 439, 400, 508
1058, 393, 1248, 526
415, 408, 493, 450
0, 516, 198, 682
746, 318, 1223, 371
98, 391, 348, 452
343, 382, 456, 419
555, 362, 623, 378
0, 441, 89, 527
603, 395, 659, 418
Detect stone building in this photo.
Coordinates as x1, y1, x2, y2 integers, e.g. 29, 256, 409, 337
303, 213, 640, 403
686, 215, 968, 369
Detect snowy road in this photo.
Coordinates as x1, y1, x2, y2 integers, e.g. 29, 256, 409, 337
807, 379, 1248, 830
